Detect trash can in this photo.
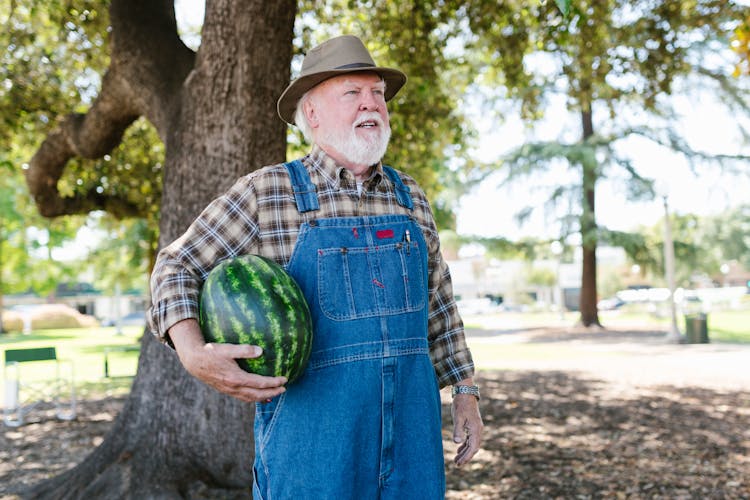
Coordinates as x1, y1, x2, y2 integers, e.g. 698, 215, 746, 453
684, 313, 709, 343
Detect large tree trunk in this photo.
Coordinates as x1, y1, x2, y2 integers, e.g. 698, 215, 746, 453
23, 0, 296, 497
578, 106, 601, 327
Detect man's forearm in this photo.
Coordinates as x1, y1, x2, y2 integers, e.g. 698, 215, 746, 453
168, 318, 205, 355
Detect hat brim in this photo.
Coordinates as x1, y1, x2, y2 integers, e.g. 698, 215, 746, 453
277, 67, 406, 125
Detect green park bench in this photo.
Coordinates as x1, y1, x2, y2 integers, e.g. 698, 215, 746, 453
3, 347, 77, 427
103, 345, 140, 379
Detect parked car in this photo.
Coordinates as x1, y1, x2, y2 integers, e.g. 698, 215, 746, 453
456, 298, 500, 315
102, 311, 146, 327
597, 297, 625, 311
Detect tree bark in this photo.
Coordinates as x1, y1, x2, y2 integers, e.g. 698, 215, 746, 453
578, 106, 601, 327
23, 0, 296, 497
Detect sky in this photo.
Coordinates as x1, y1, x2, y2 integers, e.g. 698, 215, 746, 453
457, 88, 750, 240
173, 1, 750, 242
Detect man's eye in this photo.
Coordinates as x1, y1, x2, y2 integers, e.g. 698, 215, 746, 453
346, 90, 359, 95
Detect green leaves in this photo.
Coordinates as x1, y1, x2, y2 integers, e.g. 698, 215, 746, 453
1, 1, 159, 297
555, 0, 571, 17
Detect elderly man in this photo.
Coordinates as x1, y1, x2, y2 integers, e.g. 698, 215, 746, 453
149, 35, 483, 499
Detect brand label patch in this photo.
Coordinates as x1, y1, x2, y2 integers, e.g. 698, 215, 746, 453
376, 229, 395, 239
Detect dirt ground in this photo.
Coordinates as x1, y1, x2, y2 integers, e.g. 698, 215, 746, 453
2, 327, 749, 499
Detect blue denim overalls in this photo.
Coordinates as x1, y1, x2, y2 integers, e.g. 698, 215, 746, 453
252, 160, 445, 499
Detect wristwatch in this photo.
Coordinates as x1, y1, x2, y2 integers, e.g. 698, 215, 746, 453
451, 384, 480, 401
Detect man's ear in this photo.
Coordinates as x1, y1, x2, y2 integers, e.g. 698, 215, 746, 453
304, 98, 319, 128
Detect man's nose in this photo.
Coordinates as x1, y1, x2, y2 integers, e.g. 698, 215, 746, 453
359, 91, 380, 111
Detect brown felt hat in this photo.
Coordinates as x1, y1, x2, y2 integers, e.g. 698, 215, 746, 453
277, 35, 407, 125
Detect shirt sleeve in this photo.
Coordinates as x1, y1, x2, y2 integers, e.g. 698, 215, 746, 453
147, 176, 260, 343
406, 179, 475, 389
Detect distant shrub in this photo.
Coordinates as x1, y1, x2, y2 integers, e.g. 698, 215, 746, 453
1, 312, 23, 332
1, 304, 99, 332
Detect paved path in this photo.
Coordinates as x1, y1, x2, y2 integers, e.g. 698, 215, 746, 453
466, 326, 750, 392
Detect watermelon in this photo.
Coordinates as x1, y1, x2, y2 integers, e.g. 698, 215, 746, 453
198, 254, 313, 384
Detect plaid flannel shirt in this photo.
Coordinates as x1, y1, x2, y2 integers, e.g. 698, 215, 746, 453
148, 145, 474, 388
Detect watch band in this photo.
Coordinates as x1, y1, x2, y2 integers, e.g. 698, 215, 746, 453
451, 384, 480, 400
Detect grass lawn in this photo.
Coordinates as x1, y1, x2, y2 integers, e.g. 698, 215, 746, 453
462, 308, 750, 374
700, 309, 750, 342
3, 307, 748, 408
1, 326, 143, 403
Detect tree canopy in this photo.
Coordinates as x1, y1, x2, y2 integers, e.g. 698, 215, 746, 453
453, 0, 750, 324
4, 0, 750, 322
0, 0, 162, 316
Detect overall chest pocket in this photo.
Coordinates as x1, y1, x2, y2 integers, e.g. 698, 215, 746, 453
317, 241, 426, 321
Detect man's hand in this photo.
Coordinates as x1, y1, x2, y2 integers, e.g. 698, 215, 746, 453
451, 381, 484, 466
169, 319, 287, 403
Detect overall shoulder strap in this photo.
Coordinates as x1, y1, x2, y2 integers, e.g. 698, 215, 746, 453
382, 165, 414, 210
283, 160, 320, 213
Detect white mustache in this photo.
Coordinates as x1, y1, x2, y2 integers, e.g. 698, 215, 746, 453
354, 112, 386, 128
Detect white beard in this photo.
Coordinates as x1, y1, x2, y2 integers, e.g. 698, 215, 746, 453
320, 112, 391, 166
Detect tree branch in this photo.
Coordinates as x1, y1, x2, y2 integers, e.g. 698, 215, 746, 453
25, 0, 195, 219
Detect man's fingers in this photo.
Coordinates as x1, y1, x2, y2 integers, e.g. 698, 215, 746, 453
212, 357, 288, 389
211, 369, 287, 402
451, 394, 484, 466
454, 432, 480, 466
224, 383, 286, 403
453, 421, 481, 466
184, 342, 288, 402
242, 371, 288, 389
208, 342, 264, 359
170, 322, 288, 403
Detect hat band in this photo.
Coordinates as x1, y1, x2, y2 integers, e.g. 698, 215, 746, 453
334, 62, 376, 70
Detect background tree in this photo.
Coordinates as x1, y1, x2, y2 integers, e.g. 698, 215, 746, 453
458, 0, 749, 326
16, 0, 296, 497
0, 161, 19, 333
732, 14, 750, 76
0, 152, 87, 327
608, 204, 750, 290
611, 214, 702, 288
88, 216, 157, 295
1, 0, 165, 327
700, 205, 750, 276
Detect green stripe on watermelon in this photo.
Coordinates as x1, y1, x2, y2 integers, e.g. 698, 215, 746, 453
255, 256, 302, 379
255, 258, 284, 377
224, 259, 272, 375
200, 268, 227, 344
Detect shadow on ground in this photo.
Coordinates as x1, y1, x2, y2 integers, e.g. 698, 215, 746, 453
1, 370, 748, 499
443, 371, 750, 499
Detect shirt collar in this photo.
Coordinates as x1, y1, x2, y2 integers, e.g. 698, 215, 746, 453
307, 144, 385, 191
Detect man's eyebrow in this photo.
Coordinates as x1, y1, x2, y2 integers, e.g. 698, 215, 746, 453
341, 79, 386, 90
